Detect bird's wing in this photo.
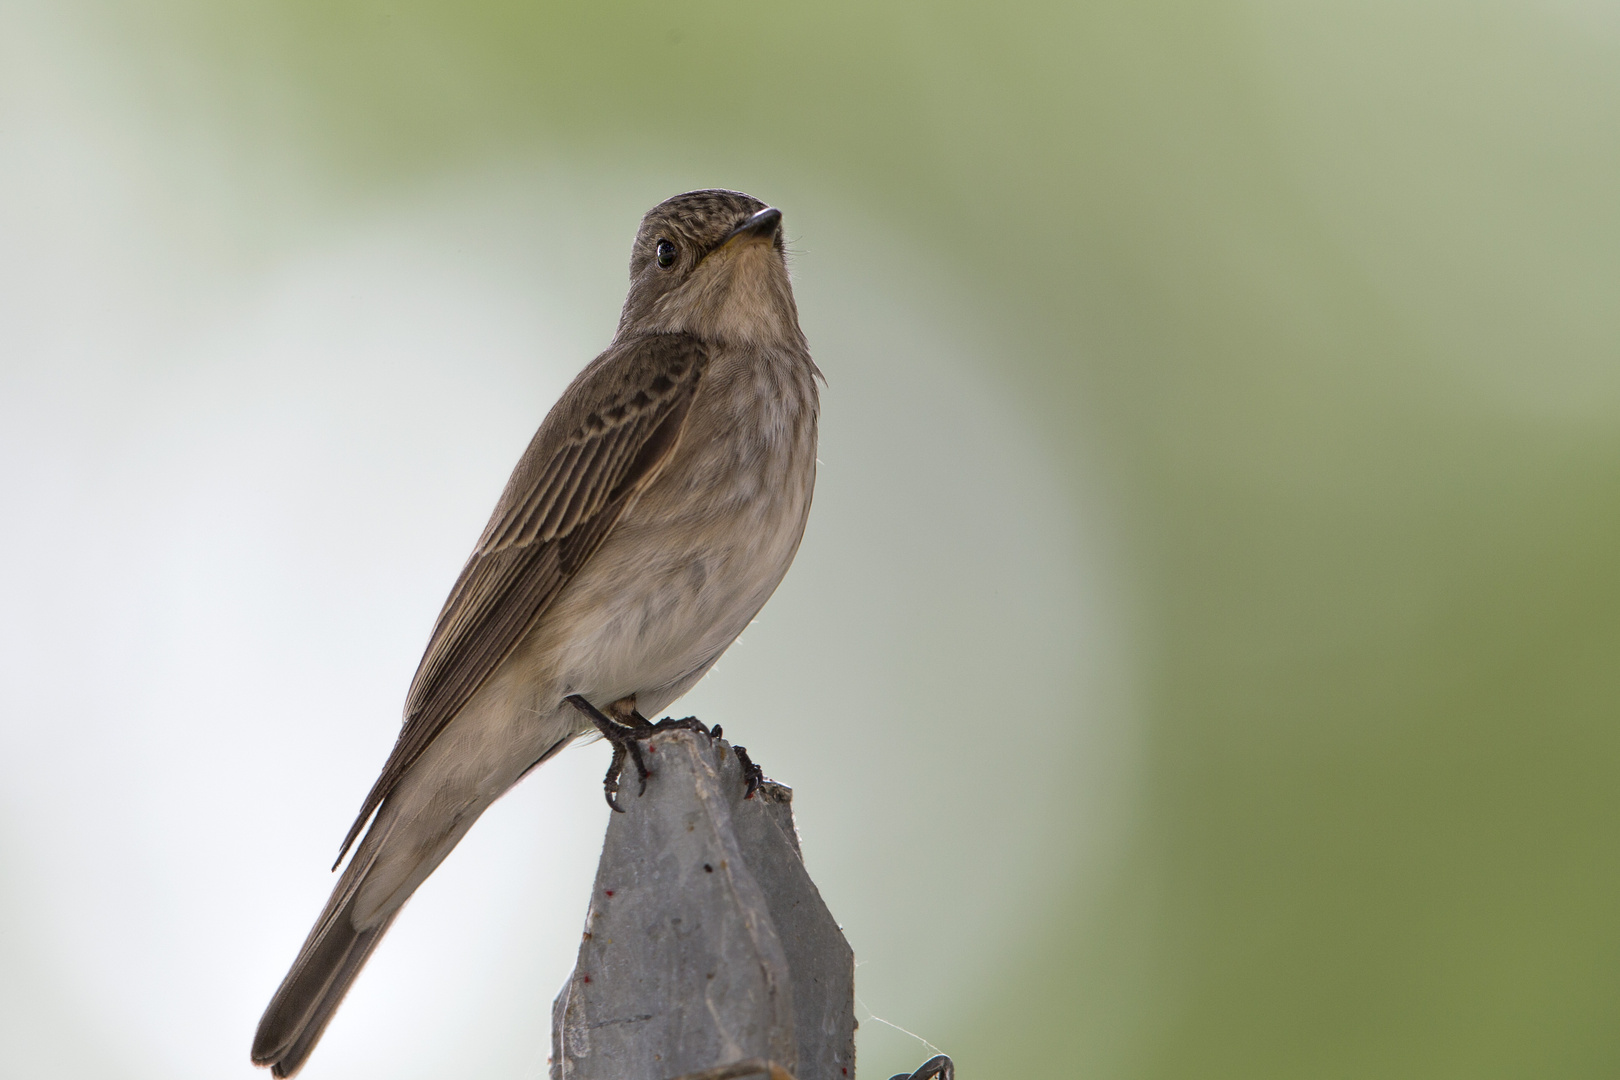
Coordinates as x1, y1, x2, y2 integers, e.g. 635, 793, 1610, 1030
334, 332, 709, 865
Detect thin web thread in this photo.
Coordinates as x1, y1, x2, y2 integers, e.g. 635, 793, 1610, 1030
854, 994, 945, 1059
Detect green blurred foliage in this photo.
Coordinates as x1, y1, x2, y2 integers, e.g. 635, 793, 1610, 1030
106, 0, 1620, 1074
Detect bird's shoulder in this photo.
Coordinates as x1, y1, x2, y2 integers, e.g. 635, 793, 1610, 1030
476, 331, 710, 553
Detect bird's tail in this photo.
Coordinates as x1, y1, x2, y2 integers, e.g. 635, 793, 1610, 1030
251, 825, 400, 1078
252, 723, 574, 1074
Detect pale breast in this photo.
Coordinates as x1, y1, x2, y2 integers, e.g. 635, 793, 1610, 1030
517, 343, 820, 714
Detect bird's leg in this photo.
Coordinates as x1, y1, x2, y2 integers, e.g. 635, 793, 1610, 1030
888, 1056, 954, 1080
622, 708, 656, 730
565, 694, 656, 812
565, 696, 721, 811
566, 696, 758, 808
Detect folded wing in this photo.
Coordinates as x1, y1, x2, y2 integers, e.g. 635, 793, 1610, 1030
334, 332, 709, 865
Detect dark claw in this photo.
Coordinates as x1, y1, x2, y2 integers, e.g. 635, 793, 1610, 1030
603, 741, 628, 813
732, 744, 765, 799
888, 1056, 954, 1080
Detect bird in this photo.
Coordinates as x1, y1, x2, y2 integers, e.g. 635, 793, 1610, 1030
251, 189, 821, 1078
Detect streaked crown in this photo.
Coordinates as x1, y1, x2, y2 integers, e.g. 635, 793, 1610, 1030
629, 189, 778, 278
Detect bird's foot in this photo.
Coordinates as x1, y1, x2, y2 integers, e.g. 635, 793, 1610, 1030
645, 712, 713, 737
889, 1056, 954, 1080
731, 742, 768, 800
563, 695, 717, 812
696, 723, 769, 800
564, 694, 652, 811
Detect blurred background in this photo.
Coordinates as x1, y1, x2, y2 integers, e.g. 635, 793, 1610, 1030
1, 0, 1617, 1077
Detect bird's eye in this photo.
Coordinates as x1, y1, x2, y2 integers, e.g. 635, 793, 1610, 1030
655, 239, 677, 269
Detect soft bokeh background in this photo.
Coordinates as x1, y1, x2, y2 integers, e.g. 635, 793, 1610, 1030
2, 1, 1617, 1077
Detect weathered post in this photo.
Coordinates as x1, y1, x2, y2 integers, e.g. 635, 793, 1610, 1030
549, 729, 952, 1080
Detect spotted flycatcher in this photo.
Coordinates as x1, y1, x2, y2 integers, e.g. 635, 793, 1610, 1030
252, 190, 820, 1077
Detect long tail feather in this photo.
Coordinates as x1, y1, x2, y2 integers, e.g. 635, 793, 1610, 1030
255, 904, 399, 1077
252, 820, 399, 1077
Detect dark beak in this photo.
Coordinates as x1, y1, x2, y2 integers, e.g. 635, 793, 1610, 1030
720, 207, 782, 247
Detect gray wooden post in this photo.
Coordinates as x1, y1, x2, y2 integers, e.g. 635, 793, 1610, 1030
550, 728, 956, 1080
550, 729, 856, 1080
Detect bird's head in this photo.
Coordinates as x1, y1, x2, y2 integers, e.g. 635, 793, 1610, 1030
616, 189, 802, 349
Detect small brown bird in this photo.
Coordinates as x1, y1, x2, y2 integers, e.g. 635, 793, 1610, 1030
251, 190, 820, 1077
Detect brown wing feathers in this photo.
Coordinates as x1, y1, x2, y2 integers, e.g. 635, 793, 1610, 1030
332, 333, 708, 866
